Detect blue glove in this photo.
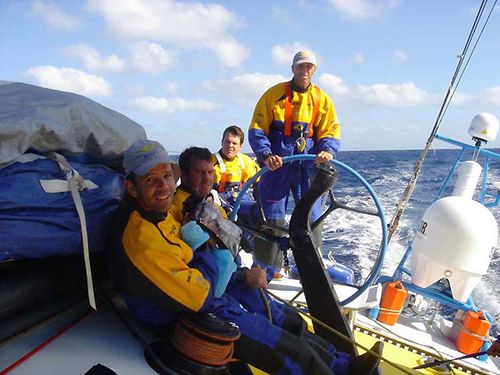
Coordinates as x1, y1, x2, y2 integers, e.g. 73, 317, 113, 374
181, 221, 210, 251
211, 249, 237, 298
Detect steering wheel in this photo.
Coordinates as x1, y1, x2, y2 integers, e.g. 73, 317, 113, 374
229, 155, 388, 306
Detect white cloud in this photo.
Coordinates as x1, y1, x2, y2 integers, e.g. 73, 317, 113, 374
31, 0, 81, 30
131, 95, 216, 113
272, 42, 312, 66
64, 44, 126, 73
328, 0, 400, 20
87, 0, 247, 67
478, 86, 500, 106
164, 82, 179, 96
356, 82, 430, 107
351, 52, 365, 64
65, 42, 176, 75
126, 84, 147, 96
202, 73, 287, 105
317, 75, 433, 107
271, 6, 292, 23
131, 96, 168, 112
450, 91, 472, 106
393, 49, 408, 62
318, 74, 350, 96
25, 66, 112, 96
130, 42, 177, 74
208, 37, 250, 68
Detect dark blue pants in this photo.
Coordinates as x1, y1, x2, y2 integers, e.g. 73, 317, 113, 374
209, 293, 350, 375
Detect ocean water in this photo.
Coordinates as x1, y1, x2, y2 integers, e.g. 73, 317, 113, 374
311, 148, 500, 336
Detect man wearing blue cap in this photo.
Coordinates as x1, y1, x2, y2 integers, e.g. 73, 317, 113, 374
110, 139, 381, 375
248, 50, 340, 276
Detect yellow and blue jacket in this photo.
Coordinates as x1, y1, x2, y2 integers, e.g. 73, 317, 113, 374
249, 80, 340, 163
109, 198, 218, 326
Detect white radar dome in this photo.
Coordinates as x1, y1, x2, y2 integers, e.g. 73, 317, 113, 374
468, 112, 499, 142
410, 196, 497, 302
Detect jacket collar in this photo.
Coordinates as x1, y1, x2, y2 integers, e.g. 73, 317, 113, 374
291, 79, 312, 93
125, 194, 167, 224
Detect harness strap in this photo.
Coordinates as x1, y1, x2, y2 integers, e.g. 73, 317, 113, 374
238, 154, 247, 189
284, 81, 321, 138
309, 85, 321, 138
215, 152, 226, 193
215, 152, 247, 193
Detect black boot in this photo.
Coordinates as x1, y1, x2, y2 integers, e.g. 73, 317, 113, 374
348, 341, 384, 375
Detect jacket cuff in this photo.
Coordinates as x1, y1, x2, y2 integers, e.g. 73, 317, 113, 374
257, 151, 272, 164
235, 268, 248, 283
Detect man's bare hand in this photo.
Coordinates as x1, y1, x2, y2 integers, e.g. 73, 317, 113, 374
245, 268, 268, 288
264, 155, 283, 171
315, 151, 333, 164
488, 340, 500, 357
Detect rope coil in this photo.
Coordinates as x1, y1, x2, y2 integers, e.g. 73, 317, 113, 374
170, 314, 240, 367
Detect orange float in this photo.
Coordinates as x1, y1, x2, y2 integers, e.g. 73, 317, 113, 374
455, 310, 490, 354
377, 280, 408, 326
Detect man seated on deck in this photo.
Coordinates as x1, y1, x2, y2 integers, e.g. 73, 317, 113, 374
110, 139, 383, 375
212, 125, 260, 213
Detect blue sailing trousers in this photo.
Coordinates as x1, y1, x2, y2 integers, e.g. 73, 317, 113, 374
258, 160, 322, 221
209, 293, 351, 375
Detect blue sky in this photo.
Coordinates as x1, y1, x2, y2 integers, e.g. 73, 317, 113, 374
1, 0, 500, 153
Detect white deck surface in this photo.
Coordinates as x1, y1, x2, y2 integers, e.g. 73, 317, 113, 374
268, 277, 500, 375
0, 302, 157, 375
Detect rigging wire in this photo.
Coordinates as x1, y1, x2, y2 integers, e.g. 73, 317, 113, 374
387, 0, 496, 242
441, 0, 498, 121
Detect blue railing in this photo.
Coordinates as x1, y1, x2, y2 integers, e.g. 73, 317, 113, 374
434, 135, 499, 206
382, 134, 499, 314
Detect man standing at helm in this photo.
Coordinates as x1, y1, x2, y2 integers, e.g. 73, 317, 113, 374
248, 50, 340, 274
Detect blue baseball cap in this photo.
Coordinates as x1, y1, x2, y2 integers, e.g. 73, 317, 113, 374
123, 139, 178, 179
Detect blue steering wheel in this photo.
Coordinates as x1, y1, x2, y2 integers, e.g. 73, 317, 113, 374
229, 155, 387, 306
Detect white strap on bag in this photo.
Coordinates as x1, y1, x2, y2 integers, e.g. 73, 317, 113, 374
47, 152, 97, 310
40, 178, 98, 193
